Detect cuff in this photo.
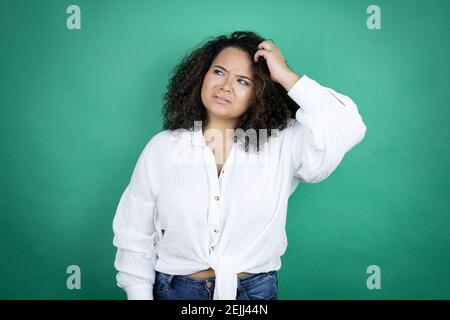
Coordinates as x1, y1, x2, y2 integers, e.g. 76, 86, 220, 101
125, 284, 154, 300
287, 75, 324, 113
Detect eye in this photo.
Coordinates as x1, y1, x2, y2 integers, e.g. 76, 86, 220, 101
214, 70, 248, 86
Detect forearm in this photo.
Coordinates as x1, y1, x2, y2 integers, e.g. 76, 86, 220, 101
279, 69, 301, 92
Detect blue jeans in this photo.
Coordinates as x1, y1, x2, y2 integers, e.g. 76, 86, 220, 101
153, 270, 278, 300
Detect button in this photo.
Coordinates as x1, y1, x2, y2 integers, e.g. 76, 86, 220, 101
214, 196, 220, 201
206, 281, 214, 289
213, 228, 219, 234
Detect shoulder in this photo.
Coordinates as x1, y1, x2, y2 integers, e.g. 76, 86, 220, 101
286, 117, 297, 129
148, 129, 175, 146
280, 117, 300, 138
140, 129, 176, 158
275, 115, 307, 151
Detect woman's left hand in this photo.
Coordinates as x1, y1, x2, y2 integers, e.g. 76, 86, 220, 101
254, 40, 300, 91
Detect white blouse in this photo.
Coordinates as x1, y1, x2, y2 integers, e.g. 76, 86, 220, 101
112, 75, 367, 300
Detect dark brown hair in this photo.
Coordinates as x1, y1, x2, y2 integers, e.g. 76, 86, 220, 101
162, 31, 299, 152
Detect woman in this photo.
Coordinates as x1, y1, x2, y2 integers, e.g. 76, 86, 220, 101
112, 31, 367, 300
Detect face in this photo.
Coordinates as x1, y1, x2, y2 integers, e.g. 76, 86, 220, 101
200, 47, 255, 125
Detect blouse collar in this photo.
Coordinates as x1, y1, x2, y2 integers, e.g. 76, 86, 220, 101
171, 127, 206, 147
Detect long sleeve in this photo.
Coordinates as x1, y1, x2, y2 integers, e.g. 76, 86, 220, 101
112, 141, 159, 300
286, 75, 367, 183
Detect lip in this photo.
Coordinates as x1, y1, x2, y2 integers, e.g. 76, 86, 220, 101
214, 95, 231, 104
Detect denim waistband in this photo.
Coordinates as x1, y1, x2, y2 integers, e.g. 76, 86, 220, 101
156, 270, 277, 290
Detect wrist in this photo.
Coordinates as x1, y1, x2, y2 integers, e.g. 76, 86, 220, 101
280, 69, 301, 92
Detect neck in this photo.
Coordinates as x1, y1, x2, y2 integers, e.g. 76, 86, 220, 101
202, 115, 237, 145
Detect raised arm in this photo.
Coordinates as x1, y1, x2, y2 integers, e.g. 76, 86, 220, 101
285, 75, 367, 182
253, 39, 367, 183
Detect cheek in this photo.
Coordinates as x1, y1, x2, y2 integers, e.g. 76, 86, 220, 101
232, 91, 253, 115
202, 75, 211, 89
237, 88, 254, 105
201, 75, 214, 99
205, 73, 221, 87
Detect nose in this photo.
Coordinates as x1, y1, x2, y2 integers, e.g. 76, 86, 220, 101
220, 76, 233, 92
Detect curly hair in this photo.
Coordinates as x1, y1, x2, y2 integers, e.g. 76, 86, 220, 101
161, 31, 299, 152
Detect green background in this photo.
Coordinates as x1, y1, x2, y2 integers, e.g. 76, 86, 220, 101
1, 0, 449, 299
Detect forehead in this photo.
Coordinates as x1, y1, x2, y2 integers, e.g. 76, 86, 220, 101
212, 47, 252, 74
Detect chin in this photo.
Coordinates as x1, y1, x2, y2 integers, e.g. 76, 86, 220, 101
204, 105, 233, 117
210, 110, 232, 119
206, 102, 231, 113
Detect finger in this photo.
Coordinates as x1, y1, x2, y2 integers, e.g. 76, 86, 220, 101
254, 49, 270, 62
258, 40, 276, 50
257, 42, 272, 51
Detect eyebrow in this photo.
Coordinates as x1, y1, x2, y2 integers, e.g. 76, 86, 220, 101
213, 65, 253, 82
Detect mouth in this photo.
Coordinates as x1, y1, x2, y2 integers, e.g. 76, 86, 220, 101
213, 95, 231, 104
